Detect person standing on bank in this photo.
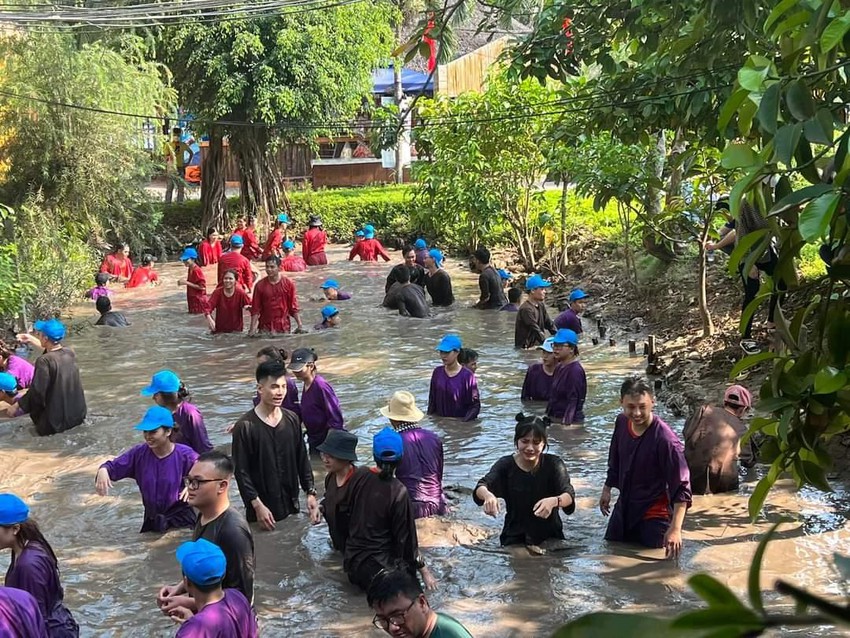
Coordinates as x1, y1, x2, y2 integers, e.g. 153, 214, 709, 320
381, 391, 447, 519
177, 248, 209, 315
554, 289, 589, 334
95, 406, 198, 533
15, 319, 86, 436
0, 494, 79, 637
205, 270, 251, 334
546, 329, 586, 427
288, 348, 345, 453
474, 414, 575, 548
217, 235, 254, 293
249, 256, 305, 335
302, 215, 329, 266
521, 337, 557, 402
423, 249, 454, 307
158, 451, 255, 616
428, 335, 480, 421
231, 360, 319, 530
514, 275, 556, 349
164, 127, 194, 204
600, 378, 692, 558
142, 370, 212, 455
471, 247, 507, 310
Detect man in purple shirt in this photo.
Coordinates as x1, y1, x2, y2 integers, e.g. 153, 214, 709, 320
0, 586, 48, 638
554, 289, 589, 334
170, 539, 258, 637
381, 391, 447, 518
600, 378, 692, 558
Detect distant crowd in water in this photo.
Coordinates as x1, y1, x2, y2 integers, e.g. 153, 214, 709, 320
0, 215, 758, 637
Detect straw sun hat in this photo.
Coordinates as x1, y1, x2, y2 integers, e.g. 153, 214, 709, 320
380, 391, 425, 422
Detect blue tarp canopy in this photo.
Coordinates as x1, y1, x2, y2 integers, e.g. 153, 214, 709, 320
371, 67, 433, 95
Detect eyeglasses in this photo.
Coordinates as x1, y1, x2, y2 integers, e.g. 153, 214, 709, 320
372, 599, 416, 631
183, 477, 222, 490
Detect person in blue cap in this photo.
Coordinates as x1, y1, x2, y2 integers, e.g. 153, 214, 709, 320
281, 240, 307, 272
314, 305, 341, 331
413, 238, 429, 267
261, 212, 289, 260
320, 279, 352, 301
0, 586, 48, 638
142, 370, 212, 455
177, 247, 208, 314
14, 320, 86, 436
547, 329, 586, 426
554, 289, 589, 334
521, 337, 557, 402
0, 372, 24, 418
168, 539, 257, 636
95, 405, 198, 533
342, 427, 437, 591
514, 274, 556, 349
0, 493, 78, 637
497, 268, 513, 289
423, 249, 453, 307
428, 334, 479, 421
349, 224, 390, 262
217, 236, 254, 293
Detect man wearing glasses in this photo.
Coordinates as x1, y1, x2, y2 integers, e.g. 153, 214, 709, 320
157, 451, 255, 619
368, 569, 472, 638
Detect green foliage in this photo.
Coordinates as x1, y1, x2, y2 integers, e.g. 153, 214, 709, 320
0, 206, 34, 326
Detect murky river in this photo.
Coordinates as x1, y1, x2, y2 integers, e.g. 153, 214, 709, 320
0, 245, 848, 637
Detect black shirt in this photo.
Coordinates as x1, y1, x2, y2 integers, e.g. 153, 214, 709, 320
425, 269, 454, 307
95, 311, 130, 327
17, 348, 86, 436
514, 300, 556, 349
322, 465, 371, 551
478, 266, 507, 309
396, 284, 430, 318
193, 507, 255, 605
474, 454, 575, 546
385, 264, 426, 293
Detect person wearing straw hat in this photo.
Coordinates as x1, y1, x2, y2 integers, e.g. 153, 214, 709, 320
423, 249, 453, 307
302, 215, 329, 266
281, 240, 307, 272
382, 391, 447, 519
217, 235, 254, 293
178, 247, 208, 314
514, 274, 556, 350
95, 405, 198, 533
521, 337, 557, 402
0, 493, 78, 637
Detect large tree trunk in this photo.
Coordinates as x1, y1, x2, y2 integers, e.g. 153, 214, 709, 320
229, 128, 287, 234
200, 126, 227, 233
642, 130, 676, 263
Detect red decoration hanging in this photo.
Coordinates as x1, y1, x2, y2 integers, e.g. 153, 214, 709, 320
561, 16, 574, 55
423, 16, 437, 72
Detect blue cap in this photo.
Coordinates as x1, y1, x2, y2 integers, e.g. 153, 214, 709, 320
364, 231, 375, 239
140, 370, 181, 396
0, 372, 18, 394
134, 405, 175, 431
180, 247, 198, 261
0, 494, 29, 525
355, 230, 365, 238
320, 279, 340, 290
176, 538, 227, 586
321, 305, 339, 320
497, 268, 511, 281
428, 249, 444, 266
33, 318, 66, 342
414, 239, 427, 250
282, 240, 295, 251
373, 426, 404, 463
525, 274, 552, 291
538, 337, 555, 353
552, 328, 579, 346
364, 224, 375, 233
569, 289, 589, 302
436, 334, 462, 352
230, 235, 244, 247
277, 213, 290, 224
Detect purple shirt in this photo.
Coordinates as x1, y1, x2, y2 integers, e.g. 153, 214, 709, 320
0, 587, 48, 638
396, 426, 447, 518
252, 377, 300, 417
6, 355, 34, 389
500, 303, 519, 312
546, 360, 586, 424
336, 292, 352, 301
175, 589, 257, 638
554, 308, 582, 333
604, 414, 692, 541
427, 366, 480, 421
299, 374, 344, 447
5, 543, 76, 637
521, 363, 555, 402
85, 285, 111, 301
101, 443, 198, 533
172, 402, 213, 454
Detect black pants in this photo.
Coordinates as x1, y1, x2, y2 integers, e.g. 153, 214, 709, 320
347, 556, 415, 591
740, 251, 785, 339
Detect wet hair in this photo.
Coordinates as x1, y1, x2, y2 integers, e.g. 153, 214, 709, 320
185, 575, 223, 593
205, 227, 217, 239
141, 254, 154, 267
95, 296, 112, 314
256, 360, 287, 383
112, 243, 129, 255
458, 348, 478, 365
507, 288, 522, 304
514, 412, 551, 447
246, 215, 256, 225
396, 266, 411, 284
376, 460, 398, 481
256, 346, 289, 362
402, 244, 415, 255
94, 272, 109, 286
473, 246, 491, 264
157, 383, 191, 406
222, 269, 238, 281
620, 377, 654, 400
367, 569, 423, 608
0, 340, 12, 362
196, 451, 234, 478
4, 519, 59, 571
172, 127, 182, 135
265, 255, 282, 266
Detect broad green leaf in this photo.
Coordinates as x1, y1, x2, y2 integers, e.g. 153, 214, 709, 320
799, 192, 840, 241
749, 521, 785, 609
773, 122, 802, 166
835, 128, 850, 174
718, 89, 749, 134
738, 67, 768, 92
786, 79, 816, 121
821, 13, 850, 52
814, 366, 847, 394
757, 396, 795, 413
799, 460, 833, 492
728, 227, 768, 275
551, 613, 681, 638
756, 83, 781, 134
728, 351, 778, 380
772, 10, 812, 39
671, 607, 763, 630
721, 143, 757, 169
803, 109, 835, 146
738, 99, 758, 136
688, 574, 746, 609
739, 289, 772, 336
769, 183, 833, 216
729, 170, 763, 220
765, 0, 801, 34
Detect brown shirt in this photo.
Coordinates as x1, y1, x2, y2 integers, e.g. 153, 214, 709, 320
683, 405, 754, 494
514, 300, 555, 349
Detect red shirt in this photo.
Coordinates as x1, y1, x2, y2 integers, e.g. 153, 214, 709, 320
240, 227, 261, 261
302, 228, 327, 260
198, 239, 223, 266
251, 276, 299, 333
207, 287, 251, 333
281, 255, 307, 272
348, 238, 390, 262
100, 254, 134, 279
217, 251, 254, 292
186, 264, 208, 314
125, 265, 159, 288
261, 228, 282, 260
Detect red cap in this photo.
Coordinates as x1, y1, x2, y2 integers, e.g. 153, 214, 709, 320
724, 385, 752, 408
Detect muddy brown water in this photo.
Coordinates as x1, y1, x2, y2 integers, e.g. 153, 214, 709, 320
0, 246, 847, 637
